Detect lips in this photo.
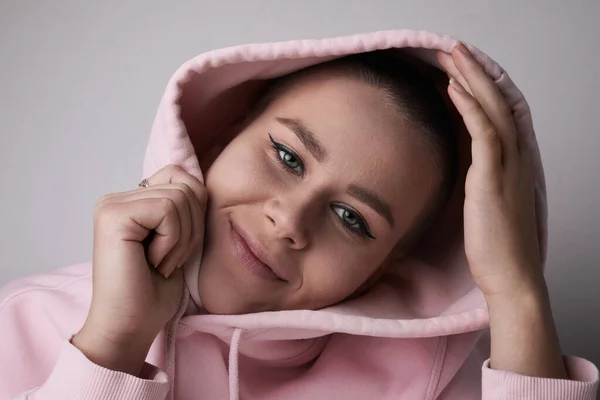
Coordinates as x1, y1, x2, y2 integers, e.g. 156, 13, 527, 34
230, 221, 287, 282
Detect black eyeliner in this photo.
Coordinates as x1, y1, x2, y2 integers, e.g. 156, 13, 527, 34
269, 134, 305, 176
332, 204, 376, 240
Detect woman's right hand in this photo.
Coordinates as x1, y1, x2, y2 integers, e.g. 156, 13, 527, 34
72, 164, 207, 376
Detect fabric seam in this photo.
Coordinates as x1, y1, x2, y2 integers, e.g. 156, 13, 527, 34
425, 336, 448, 400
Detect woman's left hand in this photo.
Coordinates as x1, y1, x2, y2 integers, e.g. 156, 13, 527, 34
436, 44, 567, 378
437, 43, 544, 300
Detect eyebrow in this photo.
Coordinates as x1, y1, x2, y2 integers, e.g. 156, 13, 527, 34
275, 117, 327, 162
347, 184, 395, 228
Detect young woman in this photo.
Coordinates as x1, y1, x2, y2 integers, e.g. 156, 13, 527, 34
1, 30, 598, 400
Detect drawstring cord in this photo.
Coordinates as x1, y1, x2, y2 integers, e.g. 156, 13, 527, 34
228, 328, 244, 400
162, 285, 243, 400
165, 285, 190, 400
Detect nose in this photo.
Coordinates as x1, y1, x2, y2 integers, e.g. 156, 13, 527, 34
263, 195, 310, 250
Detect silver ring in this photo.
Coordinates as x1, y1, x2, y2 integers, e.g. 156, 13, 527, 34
138, 178, 150, 188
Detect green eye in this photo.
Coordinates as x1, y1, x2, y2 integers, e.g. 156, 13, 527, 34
332, 205, 375, 239
269, 134, 305, 175
279, 149, 301, 170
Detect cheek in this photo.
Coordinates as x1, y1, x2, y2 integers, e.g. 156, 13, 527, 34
205, 138, 272, 204
297, 242, 386, 307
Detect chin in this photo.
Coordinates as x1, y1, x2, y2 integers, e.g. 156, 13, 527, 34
200, 293, 271, 315
200, 294, 243, 315
196, 264, 269, 315
197, 271, 243, 315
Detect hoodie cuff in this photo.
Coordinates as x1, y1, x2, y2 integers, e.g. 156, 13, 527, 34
481, 356, 599, 400
34, 340, 168, 400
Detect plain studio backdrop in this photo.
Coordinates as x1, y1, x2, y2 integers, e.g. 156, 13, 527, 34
1, 0, 599, 372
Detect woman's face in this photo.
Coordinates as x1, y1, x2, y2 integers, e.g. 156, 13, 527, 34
199, 71, 441, 314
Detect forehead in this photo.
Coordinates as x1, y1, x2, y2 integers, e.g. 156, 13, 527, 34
261, 73, 439, 229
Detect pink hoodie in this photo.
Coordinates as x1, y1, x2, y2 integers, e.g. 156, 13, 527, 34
0, 30, 598, 400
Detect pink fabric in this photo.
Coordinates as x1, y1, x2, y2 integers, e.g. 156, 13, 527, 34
1, 29, 598, 400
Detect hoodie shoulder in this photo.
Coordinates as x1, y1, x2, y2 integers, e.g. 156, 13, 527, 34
0, 263, 93, 396
0, 262, 92, 300
0, 262, 93, 332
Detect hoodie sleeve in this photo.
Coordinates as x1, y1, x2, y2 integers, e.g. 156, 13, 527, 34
10, 340, 169, 400
481, 356, 599, 400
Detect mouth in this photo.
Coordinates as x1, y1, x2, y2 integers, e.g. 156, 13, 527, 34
229, 220, 288, 283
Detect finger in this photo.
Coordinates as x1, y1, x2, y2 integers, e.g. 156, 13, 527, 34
146, 188, 192, 278
451, 43, 519, 158
102, 186, 193, 277
448, 78, 503, 176
176, 194, 205, 271
154, 265, 185, 289
175, 184, 205, 266
146, 164, 208, 210
102, 165, 207, 207
98, 165, 207, 277
151, 185, 204, 277
436, 50, 473, 96
146, 165, 207, 275
106, 197, 182, 272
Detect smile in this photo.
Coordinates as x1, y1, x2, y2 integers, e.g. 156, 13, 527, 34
229, 221, 288, 282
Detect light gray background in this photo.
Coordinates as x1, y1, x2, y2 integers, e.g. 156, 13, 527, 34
1, 0, 599, 370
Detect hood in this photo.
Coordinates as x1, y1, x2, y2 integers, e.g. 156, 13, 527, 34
143, 29, 546, 347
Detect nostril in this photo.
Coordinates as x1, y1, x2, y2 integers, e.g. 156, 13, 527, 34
286, 237, 295, 245
267, 215, 276, 225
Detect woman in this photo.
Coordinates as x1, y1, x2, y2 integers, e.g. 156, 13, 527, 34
1, 30, 598, 399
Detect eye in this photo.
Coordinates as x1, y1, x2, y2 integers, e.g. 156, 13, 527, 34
269, 134, 305, 175
332, 205, 375, 239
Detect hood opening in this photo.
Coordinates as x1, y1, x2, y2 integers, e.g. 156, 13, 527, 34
178, 48, 475, 320
143, 30, 545, 342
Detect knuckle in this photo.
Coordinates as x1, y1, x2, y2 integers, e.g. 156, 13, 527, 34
500, 107, 514, 123
173, 182, 194, 198
159, 197, 179, 226
94, 196, 113, 217
164, 164, 184, 175
94, 202, 121, 227
463, 97, 482, 113
159, 197, 179, 216
481, 127, 500, 142
164, 230, 181, 247
169, 186, 189, 205
95, 194, 112, 208
93, 200, 105, 216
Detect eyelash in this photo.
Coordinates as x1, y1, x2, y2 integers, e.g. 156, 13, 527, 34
269, 134, 305, 176
268, 134, 375, 240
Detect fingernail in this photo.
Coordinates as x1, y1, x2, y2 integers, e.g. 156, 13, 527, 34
455, 42, 470, 56
449, 77, 466, 93
166, 263, 182, 278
